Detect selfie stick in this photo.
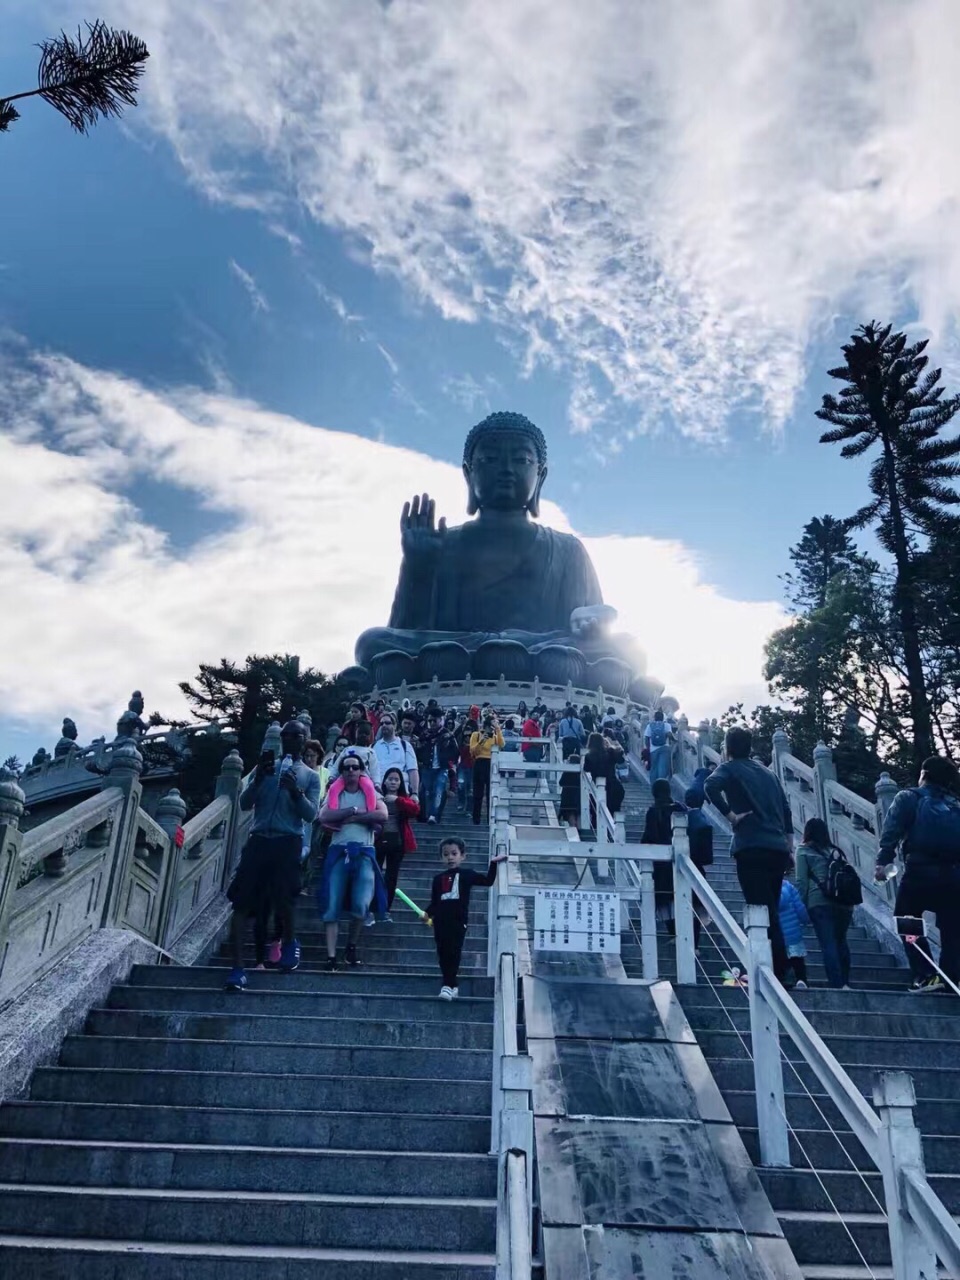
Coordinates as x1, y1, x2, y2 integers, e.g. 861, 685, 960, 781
394, 886, 431, 925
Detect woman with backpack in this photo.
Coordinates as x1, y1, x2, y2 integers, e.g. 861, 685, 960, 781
795, 818, 855, 989
644, 710, 674, 782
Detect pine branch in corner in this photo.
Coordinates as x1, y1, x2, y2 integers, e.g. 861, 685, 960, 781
0, 19, 149, 135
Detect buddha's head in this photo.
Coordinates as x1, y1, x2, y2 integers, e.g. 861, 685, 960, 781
463, 411, 547, 517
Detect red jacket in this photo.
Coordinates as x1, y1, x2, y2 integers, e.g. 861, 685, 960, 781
521, 717, 541, 755
395, 794, 419, 853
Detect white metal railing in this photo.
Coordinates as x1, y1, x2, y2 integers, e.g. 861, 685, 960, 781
488, 747, 535, 1279
663, 821, 960, 1280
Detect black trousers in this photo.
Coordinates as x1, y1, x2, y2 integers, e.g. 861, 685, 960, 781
434, 914, 467, 987
894, 863, 960, 985
375, 832, 404, 910
735, 848, 789, 980
472, 758, 492, 825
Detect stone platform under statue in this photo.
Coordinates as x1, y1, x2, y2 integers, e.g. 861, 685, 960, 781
341, 411, 665, 706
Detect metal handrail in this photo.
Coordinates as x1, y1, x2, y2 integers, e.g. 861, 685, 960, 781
902, 1168, 960, 1276
505, 1151, 532, 1278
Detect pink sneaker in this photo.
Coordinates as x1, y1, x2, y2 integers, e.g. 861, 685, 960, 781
265, 939, 282, 968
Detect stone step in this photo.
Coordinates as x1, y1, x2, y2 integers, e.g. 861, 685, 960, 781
0, 1238, 497, 1280
215, 946, 488, 970
629, 958, 908, 989
709, 1056, 960, 1104
29, 1067, 491, 1117
0, 1184, 497, 1253
0, 1101, 491, 1153
778, 1210, 896, 1267
682, 1005, 960, 1043
106, 985, 494, 1023
739, 1127, 960, 1174
59, 1036, 492, 1082
675, 985, 958, 1016
84, 1007, 494, 1050
758, 1167, 960, 1214
692, 1028, 960, 1070
723, 1088, 960, 1137
135, 966, 494, 998
0, 1139, 498, 1197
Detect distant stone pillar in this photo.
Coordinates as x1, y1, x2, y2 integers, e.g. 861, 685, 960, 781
0, 769, 26, 954
156, 788, 187, 844
215, 749, 245, 886
875, 772, 898, 832
812, 741, 836, 822
261, 721, 282, 757
295, 708, 312, 736
697, 719, 711, 769
98, 739, 144, 928
770, 728, 790, 780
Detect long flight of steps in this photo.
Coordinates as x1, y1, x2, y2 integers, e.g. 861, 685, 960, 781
0, 805, 501, 1278
619, 768, 960, 1279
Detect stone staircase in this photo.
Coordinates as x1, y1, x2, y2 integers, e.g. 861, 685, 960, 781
0, 806, 501, 1278
618, 767, 960, 1279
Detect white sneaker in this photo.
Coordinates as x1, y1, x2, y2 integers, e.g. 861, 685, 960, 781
427, 815, 437, 824
794, 980, 808, 990
449, 986, 459, 999
439, 986, 454, 1000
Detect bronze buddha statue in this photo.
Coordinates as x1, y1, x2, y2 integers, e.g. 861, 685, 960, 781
352, 411, 659, 700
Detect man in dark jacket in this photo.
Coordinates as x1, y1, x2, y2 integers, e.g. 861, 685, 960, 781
876, 755, 960, 995
704, 727, 794, 981
418, 710, 460, 824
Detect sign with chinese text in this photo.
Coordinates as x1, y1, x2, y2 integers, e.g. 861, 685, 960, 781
533, 889, 620, 954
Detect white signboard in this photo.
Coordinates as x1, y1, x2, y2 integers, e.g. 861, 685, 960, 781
533, 889, 621, 954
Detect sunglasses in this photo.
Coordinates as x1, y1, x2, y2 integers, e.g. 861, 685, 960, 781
341, 763, 362, 772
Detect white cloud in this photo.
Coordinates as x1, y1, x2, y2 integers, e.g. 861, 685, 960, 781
92, 0, 960, 440
0, 350, 781, 749
228, 258, 270, 313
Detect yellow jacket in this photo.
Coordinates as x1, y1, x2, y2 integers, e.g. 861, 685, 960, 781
469, 728, 505, 761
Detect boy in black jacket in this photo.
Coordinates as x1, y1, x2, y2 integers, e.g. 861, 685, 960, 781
429, 838, 506, 1000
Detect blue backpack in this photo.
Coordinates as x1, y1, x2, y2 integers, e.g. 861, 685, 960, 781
648, 720, 668, 748
908, 788, 960, 862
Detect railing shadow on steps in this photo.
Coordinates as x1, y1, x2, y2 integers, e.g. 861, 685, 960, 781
0, 741, 251, 1011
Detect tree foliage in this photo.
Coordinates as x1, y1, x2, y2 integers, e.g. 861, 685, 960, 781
0, 21, 148, 134
816, 321, 960, 767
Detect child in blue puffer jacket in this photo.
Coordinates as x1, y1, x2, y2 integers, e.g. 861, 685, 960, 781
778, 879, 811, 989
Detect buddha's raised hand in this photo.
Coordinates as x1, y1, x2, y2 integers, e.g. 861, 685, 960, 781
400, 493, 448, 560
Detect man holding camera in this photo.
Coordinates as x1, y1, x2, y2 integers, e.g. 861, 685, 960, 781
224, 719, 321, 991
469, 713, 505, 825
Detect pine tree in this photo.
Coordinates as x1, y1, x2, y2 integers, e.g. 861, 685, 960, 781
0, 21, 148, 134
781, 515, 863, 612
816, 321, 960, 768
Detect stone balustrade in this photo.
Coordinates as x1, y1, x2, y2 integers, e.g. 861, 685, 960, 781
0, 746, 248, 1011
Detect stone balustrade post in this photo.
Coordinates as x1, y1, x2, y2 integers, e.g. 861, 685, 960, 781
875, 772, 899, 832
215, 749, 245, 884
770, 728, 790, 781
98, 739, 144, 929
676, 713, 689, 778
812, 741, 837, 823
672, 811, 696, 986
873, 1072, 938, 1280
0, 770, 26, 956
155, 788, 188, 950
744, 904, 790, 1167
697, 719, 711, 770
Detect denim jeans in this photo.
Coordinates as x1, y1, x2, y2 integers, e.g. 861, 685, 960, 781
808, 903, 852, 988
422, 767, 448, 821
457, 763, 473, 809
650, 744, 672, 781
322, 843, 376, 922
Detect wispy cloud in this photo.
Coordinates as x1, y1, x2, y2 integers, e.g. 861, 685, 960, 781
228, 258, 270, 314
0, 347, 781, 744
99, 0, 960, 441
311, 276, 362, 326
441, 373, 493, 415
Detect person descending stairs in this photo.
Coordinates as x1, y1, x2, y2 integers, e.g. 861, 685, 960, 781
0, 803, 501, 1276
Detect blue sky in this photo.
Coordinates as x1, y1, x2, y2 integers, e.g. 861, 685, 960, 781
1, 0, 956, 764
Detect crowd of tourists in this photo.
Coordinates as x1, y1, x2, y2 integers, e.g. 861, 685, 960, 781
222, 698, 959, 1002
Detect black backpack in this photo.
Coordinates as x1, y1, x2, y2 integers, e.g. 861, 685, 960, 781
811, 847, 863, 908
